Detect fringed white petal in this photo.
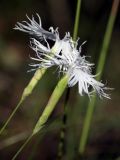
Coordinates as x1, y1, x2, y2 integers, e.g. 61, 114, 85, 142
30, 38, 50, 53
14, 14, 57, 41
68, 68, 110, 99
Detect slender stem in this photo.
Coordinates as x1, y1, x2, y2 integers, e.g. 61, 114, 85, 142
79, 0, 119, 155
0, 99, 22, 135
78, 95, 96, 154
12, 133, 33, 160
0, 69, 46, 136
96, 0, 120, 78
73, 0, 82, 41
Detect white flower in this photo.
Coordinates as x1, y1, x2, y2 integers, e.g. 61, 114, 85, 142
15, 14, 110, 99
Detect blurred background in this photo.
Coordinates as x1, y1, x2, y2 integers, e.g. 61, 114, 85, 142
0, 0, 120, 159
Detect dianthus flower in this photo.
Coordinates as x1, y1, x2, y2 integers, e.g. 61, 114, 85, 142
14, 14, 110, 98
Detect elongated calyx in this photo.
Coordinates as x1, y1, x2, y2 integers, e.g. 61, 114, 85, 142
14, 14, 111, 99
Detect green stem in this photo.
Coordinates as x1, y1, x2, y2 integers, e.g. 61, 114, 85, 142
0, 69, 46, 136
12, 134, 33, 160
78, 95, 96, 154
0, 99, 22, 135
96, 0, 120, 78
79, 0, 119, 155
73, 0, 81, 41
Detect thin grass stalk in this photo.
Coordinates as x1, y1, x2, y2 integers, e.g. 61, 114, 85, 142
78, 0, 119, 155
12, 134, 33, 160
28, 117, 63, 160
73, 0, 81, 41
12, 75, 68, 159
28, 136, 42, 160
0, 69, 46, 135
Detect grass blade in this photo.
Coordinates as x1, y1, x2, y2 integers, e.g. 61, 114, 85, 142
73, 0, 82, 41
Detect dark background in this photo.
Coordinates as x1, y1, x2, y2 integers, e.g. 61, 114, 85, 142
0, 0, 120, 159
